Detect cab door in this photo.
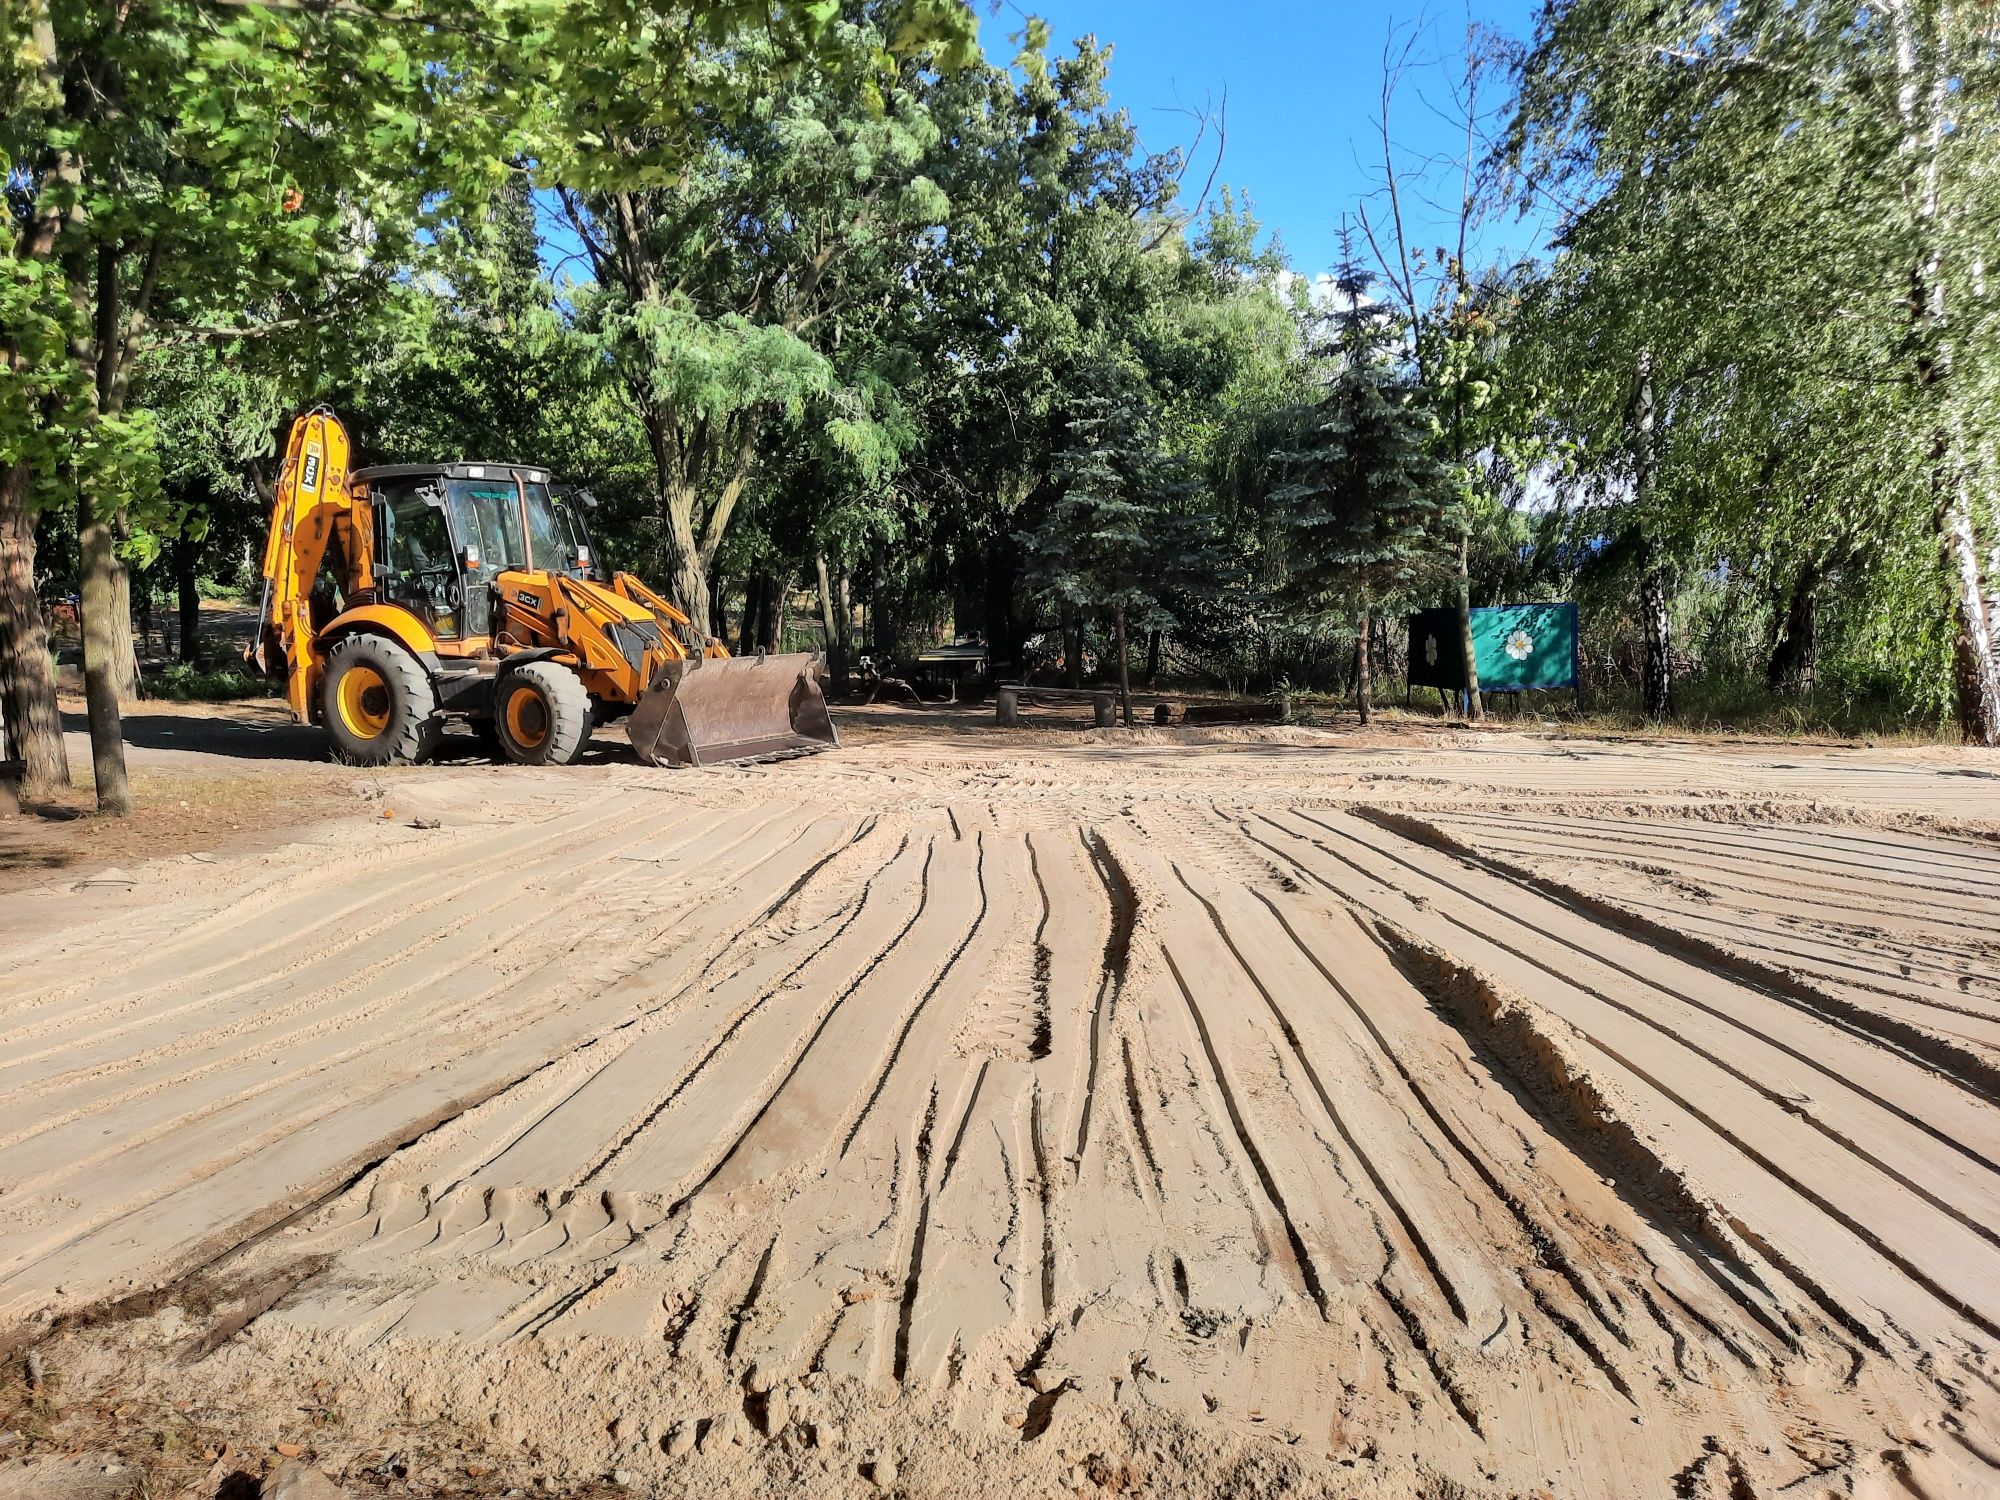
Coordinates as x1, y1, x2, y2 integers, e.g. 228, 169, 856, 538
374, 481, 472, 639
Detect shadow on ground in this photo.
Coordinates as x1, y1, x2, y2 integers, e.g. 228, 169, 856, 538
62, 709, 330, 763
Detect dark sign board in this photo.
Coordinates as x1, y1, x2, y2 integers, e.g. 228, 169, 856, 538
1408, 602, 1579, 693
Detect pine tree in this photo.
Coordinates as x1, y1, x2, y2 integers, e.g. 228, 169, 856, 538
1020, 358, 1197, 726
1271, 247, 1450, 722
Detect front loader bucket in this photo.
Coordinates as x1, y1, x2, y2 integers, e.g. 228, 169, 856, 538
626, 652, 839, 768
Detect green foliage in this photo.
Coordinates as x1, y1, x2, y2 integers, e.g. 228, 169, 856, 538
1505, 0, 2000, 734
13, 0, 1980, 744
1020, 357, 1203, 631
1269, 252, 1451, 632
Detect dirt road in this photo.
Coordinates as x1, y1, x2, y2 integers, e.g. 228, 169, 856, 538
3, 722, 1998, 1498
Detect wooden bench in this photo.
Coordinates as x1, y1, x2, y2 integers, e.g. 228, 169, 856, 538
996, 684, 1117, 728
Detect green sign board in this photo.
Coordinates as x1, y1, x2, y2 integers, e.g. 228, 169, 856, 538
1407, 603, 1578, 692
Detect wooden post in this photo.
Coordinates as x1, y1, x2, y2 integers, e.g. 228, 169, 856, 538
997, 686, 1020, 726
1091, 692, 1114, 728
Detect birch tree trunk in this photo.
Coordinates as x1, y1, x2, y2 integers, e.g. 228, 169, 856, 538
1631, 346, 1673, 720
1888, 0, 2000, 743
837, 566, 854, 677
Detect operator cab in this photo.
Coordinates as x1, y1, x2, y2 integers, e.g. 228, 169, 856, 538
352, 462, 598, 642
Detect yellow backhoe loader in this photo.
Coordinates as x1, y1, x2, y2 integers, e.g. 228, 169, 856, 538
247, 409, 838, 768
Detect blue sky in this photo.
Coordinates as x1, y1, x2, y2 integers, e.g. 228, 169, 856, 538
986, 1, 1551, 277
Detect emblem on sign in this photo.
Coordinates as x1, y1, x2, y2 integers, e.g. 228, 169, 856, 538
1505, 628, 1533, 661
1424, 634, 1438, 666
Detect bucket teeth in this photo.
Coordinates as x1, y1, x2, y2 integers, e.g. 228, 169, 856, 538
626, 652, 839, 768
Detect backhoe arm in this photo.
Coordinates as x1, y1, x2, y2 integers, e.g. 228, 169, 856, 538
248, 410, 360, 719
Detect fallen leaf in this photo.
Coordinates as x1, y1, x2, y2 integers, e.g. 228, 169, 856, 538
275, 1441, 304, 1457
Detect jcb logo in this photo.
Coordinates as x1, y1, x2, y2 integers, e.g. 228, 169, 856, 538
301, 451, 322, 493
515, 590, 538, 607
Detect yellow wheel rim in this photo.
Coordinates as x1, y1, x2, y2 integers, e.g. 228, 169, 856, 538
336, 664, 393, 739
505, 685, 549, 749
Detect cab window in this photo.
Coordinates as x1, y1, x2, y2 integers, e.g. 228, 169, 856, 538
379, 483, 463, 638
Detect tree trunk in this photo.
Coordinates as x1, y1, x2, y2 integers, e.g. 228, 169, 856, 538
1886, 1, 2000, 743
1940, 474, 2000, 743
175, 537, 200, 665
871, 534, 894, 661
1640, 567, 1673, 720
983, 531, 1021, 675
815, 555, 846, 688
740, 576, 760, 656
837, 566, 854, 679
1144, 628, 1161, 689
706, 558, 729, 641
1114, 606, 1133, 727
1062, 604, 1082, 689
761, 573, 790, 655
1354, 607, 1373, 726
0, 473, 70, 788
1456, 532, 1483, 720
1766, 559, 1820, 696
1630, 346, 1672, 722
78, 501, 132, 814
658, 483, 713, 654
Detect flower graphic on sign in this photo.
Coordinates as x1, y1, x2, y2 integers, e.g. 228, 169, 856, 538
1424, 634, 1438, 666
1504, 628, 1534, 662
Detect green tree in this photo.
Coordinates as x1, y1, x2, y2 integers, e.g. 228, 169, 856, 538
545, 6, 974, 646
1508, 0, 2000, 740
1, 0, 524, 806
1020, 358, 1200, 725
1271, 251, 1451, 723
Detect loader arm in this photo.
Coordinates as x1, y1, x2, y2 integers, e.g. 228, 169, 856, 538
606, 572, 730, 658
248, 410, 368, 719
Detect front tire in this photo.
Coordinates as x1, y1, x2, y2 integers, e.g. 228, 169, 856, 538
320, 633, 442, 766
494, 660, 592, 765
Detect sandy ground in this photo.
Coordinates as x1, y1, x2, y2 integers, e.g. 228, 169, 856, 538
2, 709, 1999, 1498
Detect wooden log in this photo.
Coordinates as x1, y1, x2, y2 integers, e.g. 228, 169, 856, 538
1091, 692, 1114, 728
996, 685, 1021, 727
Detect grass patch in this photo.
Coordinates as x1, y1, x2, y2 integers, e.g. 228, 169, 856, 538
145, 662, 279, 702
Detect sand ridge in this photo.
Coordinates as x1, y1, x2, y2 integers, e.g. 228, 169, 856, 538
1, 729, 1997, 1497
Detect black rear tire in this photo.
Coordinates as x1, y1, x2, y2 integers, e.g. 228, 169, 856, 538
319, 633, 442, 766
494, 660, 592, 765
